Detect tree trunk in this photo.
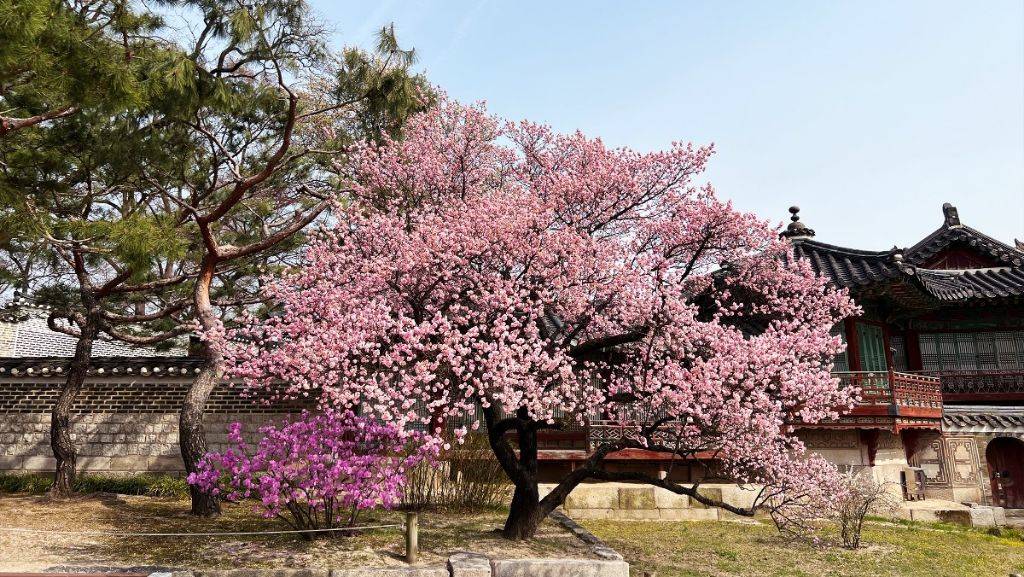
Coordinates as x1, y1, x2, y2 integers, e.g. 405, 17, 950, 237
501, 422, 544, 540
49, 309, 99, 498
179, 259, 221, 516
503, 482, 545, 540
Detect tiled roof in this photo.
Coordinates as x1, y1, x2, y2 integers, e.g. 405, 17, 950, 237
786, 204, 1024, 305
0, 301, 186, 359
936, 267, 1024, 299
0, 356, 203, 378
905, 206, 1024, 267
943, 405, 1024, 435
792, 241, 905, 287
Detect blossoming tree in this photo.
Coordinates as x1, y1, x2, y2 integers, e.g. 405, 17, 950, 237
220, 100, 859, 539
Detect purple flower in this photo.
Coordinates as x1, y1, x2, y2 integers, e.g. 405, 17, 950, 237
188, 410, 436, 533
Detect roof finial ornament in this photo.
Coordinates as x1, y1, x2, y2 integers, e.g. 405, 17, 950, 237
780, 205, 815, 239
942, 202, 961, 227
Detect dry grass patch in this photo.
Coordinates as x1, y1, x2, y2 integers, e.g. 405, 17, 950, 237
582, 517, 1024, 577
0, 493, 592, 571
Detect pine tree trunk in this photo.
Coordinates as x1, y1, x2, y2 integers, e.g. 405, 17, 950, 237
49, 309, 99, 498
179, 259, 221, 516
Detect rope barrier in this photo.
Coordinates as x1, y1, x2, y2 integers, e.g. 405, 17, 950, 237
0, 524, 404, 537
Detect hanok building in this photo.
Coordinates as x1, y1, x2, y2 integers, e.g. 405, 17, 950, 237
784, 203, 1024, 508
514, 203, 1024, 514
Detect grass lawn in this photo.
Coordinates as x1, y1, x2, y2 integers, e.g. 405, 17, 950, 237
583, 517, 1024, 577
0, 493, 591, 570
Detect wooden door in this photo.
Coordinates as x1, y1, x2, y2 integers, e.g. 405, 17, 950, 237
857, 323, 888, 372
987, 437, 1024, 509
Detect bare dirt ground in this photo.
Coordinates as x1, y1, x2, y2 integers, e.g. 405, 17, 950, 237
0, 493, 593, 570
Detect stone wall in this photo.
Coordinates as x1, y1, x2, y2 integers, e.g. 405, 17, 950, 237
0, 412, 292, 474
911, 432, 989, 503
541, 482, 761, 521
0, 374, 306, 475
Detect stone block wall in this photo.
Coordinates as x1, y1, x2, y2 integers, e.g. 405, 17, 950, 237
0, 373, 307, 475
0, 412, 292, 474
541, 482, 761, 521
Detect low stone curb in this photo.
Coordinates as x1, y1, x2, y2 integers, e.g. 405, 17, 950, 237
172, 570, 449, 577
448, 552, 491, 577
549, 509, 624, 561
490, 558, 628, 577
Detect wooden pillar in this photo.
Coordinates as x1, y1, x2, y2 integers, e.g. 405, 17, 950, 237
860, 429, 880, 467
905, 329, 923, 371
901, 429, 922, 463
844, 319, 862, 371
405, 511, 419, 564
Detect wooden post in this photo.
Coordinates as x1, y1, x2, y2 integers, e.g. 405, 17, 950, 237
405, 511, 419, 564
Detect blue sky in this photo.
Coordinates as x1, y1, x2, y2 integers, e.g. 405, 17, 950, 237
310, 0, 1023, 250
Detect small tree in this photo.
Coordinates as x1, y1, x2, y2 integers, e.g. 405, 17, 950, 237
216, 100, 859, 540
834, 470, 898, 549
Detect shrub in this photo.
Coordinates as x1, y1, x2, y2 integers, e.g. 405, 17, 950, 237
0, 472, 188, 497
188, 411, 436, 538
0, 473, 53, 494
768, 467, 899, 549
402, 432, 510, 511
76, 473, 190, 497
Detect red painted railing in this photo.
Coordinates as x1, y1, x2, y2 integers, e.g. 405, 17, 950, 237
833, 370, 943, 419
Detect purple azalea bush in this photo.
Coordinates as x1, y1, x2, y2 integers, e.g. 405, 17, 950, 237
188, 411, 437, 537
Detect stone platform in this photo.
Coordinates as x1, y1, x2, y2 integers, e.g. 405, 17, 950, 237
539, 482, 761, 521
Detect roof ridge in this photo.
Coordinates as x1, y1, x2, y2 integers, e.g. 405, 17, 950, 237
794, 238, 899, 258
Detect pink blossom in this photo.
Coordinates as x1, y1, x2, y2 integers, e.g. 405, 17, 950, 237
216, 97, 860, 532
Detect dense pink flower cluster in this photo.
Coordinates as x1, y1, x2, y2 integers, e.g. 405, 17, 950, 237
187, 411, 436, 532
217, 97, 860, 509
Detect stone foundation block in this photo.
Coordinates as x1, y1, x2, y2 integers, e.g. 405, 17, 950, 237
658, 508, 719, 521
448, 552, 491, 577
690, 487, 722, 509
720, 486, 760, 509
934, 510, 973, 526
653, 487, 689, 509
968, 506, 997, 527
994, 507, 1007, 526
76, 456, 113, 470
22, 456, 55, 470
610, 508, 662, 520
617, 487, 655, 510
491, 559, 628, 577
563, 508, 617, 520
565, 486, 619, 510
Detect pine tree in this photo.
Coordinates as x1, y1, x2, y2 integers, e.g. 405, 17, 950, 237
0, 1, 197, 496
142, 1, 431, 515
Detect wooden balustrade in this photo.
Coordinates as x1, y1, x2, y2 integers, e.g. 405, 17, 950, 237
832, 370, 943, 420
925, 370, 1024, 401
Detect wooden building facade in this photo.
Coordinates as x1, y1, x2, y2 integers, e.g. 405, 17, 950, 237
784, 203, 1024, 507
